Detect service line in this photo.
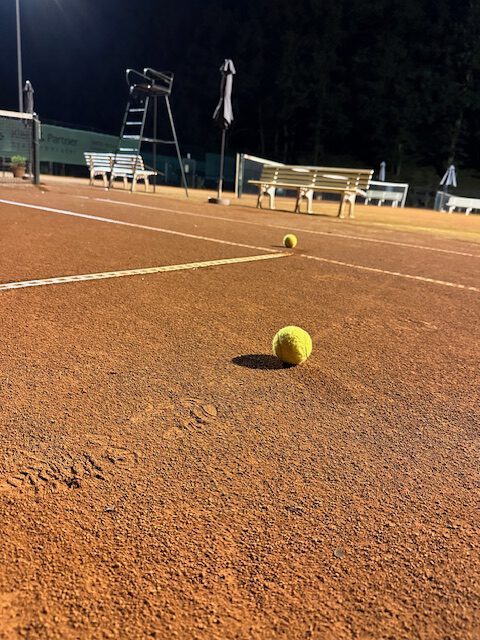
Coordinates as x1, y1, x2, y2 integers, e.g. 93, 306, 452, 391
88, 196, 480, 259
0, 253, 288, 292
301, 254, 480, 292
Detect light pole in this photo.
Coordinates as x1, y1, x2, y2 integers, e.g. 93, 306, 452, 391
16, 0, 24, 112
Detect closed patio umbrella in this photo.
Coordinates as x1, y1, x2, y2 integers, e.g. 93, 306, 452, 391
440, 164, 457, 189
439, 164, 457, 210
209, 59, 236, 205
378, 161, 386, 182
23, 80, 34, 114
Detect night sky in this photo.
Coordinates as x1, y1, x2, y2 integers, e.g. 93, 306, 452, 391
0, 0, 201, 132
1, 0, 479, 176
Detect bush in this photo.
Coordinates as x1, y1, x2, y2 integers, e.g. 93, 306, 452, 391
11, 155, 26, 168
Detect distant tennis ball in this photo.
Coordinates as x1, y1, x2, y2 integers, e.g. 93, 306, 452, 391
283, 234, 297, 248
272, 326, 312, 365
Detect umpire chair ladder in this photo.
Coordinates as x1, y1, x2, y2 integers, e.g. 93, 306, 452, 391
109, 68, 188, 196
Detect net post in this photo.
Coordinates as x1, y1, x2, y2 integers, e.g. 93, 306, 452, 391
235, 153, 244, 198
32, 115, 40, 185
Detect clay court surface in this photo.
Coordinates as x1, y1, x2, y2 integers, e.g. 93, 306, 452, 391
0, 178, 478, 639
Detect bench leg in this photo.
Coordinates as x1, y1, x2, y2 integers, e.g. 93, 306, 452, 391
337, 195, 347, 218
338, 193, 356, 219
257, 185, 276, 210
267, 186, 276, 210
306, 190, 314, 214
295, 189, 313, 214
346, 193, 356, 218
294, 192, 301, 213
349, 197, 356, 218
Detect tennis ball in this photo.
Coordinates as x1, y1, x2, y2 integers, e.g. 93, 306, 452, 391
283, 234, 297, 248
272, 326, 312, 365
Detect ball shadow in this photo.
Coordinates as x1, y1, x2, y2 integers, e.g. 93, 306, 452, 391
232, 354, 290, 370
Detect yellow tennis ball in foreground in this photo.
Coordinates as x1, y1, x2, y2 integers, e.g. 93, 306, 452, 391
283, 234, 297, 248
272, 326, 312, 365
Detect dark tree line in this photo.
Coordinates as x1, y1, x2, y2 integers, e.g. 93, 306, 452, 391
4, 0, 480, 181
162, 0, 480, 179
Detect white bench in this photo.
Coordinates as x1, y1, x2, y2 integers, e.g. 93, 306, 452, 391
84, 152, 113, 188
364, 190, 404, 206
445, 195, 480, 215
249, 165, 373, 218
84, 152, 158, 191
110, 154, 157, 192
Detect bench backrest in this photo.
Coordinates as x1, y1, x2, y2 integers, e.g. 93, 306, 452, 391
259, 164, 373, 191
84, 152, 114, 170
111, 154, 146, 175
276, 166, 317, 187
84, 152, 147, 173
366, 189, 403, 201
258, 164, 281, 183
259, 165, 316, 187
446, 195, 480, 209
313, 167, 373, 191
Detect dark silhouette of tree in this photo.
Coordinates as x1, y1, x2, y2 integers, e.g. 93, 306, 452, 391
3, 0, 479, 178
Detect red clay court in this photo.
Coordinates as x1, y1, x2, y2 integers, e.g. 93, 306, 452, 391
0, 179, 479, 639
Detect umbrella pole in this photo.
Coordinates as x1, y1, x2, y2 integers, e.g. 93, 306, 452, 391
209, 129, 230, 205
153, 95, 157, 194
217, 129, 226, 199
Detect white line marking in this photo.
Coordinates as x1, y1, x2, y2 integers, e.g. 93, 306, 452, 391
88, 196, 480, 258
2, 197, 477, 292
300, 254, 480, 292
0, 199, 277, 253
0, 253, 288, 292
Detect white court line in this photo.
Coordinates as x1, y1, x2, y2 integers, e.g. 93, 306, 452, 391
301, 254, 480, 292
1, 198, 477, 292
87, 196, 480, 259
0, 253, 288, 292
0, 199, 277, 254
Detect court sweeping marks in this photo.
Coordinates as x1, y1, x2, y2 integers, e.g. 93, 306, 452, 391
1, 198, 478, 293
85, 196, 480, 259
0, 253, 288, 292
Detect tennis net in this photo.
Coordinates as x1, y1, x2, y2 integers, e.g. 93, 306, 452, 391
0, 109, 40, 183
235, 153, 285, 197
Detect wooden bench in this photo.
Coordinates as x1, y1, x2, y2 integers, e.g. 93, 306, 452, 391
84, 152, 158, 191
249, 165, 373, 218
445, 195, 480, 215
364, 189, 404, 206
